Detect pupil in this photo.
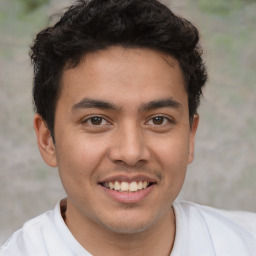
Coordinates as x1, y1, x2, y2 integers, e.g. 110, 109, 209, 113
153, 116, 163, 125
91, 117, 102, 125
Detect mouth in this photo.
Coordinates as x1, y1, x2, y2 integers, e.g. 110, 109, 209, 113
100, 180, 154, 193
98, 175, 158, 203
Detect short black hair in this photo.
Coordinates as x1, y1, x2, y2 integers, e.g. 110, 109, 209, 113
30, 0, 207, 138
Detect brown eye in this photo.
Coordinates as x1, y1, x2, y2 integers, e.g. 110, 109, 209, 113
90, 116, 103, 125
152, 116, 164, 125
82, 115, 110, 127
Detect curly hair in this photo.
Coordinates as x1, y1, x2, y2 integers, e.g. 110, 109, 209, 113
30, 0, 207, 138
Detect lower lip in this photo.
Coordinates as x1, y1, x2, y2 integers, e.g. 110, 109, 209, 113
100, 185, 155, 204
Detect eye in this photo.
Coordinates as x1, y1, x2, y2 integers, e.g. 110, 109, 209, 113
147, 115, 170, 126
82, 116, 109, 126
152, 116, 165, 125
90, 116, 104, 125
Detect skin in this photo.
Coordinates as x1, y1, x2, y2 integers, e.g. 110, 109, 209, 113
34, 46, 199, 256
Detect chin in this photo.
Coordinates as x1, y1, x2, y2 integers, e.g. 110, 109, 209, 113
98, 212, 157, 234
104, 222, 152, 234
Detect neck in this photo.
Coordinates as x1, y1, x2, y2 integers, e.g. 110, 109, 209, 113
64, 200, 176, 256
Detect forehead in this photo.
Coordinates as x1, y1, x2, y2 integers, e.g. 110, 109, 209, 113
59, 46, 187, 110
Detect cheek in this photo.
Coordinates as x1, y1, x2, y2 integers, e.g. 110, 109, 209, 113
55, 136, 108, 185
151, 134, 190, 193
60, 133, 107, 162
152, 134, 190, 170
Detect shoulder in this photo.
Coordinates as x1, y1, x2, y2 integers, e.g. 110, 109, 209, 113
177, 201, 256, 236
172, 200, 256, 254
0, 199, 91, 256
174, 200, 256, 237
0, 199, 73, 256
213, 206, 256, 239
0, 211, 54, 256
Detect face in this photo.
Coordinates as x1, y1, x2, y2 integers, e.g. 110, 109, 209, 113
35, 46, 198, 234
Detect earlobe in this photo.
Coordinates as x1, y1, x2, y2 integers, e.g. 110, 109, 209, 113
188, 115, 199, 164
33, 113, 57, 167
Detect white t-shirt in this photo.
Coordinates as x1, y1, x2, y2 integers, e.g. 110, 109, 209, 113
1, 199, 256, 256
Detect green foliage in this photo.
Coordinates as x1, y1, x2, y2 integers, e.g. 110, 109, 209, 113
18, 0, 49, 13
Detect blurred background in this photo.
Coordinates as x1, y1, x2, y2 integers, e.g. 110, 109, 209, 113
0, 0, 255, 244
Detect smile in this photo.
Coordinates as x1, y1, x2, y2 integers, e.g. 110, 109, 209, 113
98, 175, 157, 203
102, 181, 150, 192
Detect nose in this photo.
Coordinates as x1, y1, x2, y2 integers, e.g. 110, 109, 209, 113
108, 123, 150, 166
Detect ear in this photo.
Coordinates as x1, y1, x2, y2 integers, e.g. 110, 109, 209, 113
33, 113, 57, 167
188, 115, 199, 164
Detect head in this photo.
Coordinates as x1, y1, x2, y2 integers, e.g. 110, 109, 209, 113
31, 0, 207, 237
31, 0, 207, 140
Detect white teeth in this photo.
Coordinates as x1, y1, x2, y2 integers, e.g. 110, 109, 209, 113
120, 181, 129, 191
129, 181, 138, 192
114, 181, 120, 190
109, 182, 114, 189
138, 181, 143, 190
104, 181, 150, 192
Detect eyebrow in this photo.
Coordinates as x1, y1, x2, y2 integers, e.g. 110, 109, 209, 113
139, 98, 183, 112
72, 98, 119, 112
72, 97, 182, 113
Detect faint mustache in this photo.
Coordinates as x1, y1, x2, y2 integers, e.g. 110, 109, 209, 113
96, 165, 163, 181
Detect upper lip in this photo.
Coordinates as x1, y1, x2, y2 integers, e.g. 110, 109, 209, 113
98, 174, 158, 184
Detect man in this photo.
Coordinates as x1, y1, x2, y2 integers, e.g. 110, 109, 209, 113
1, 0, 255, 255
